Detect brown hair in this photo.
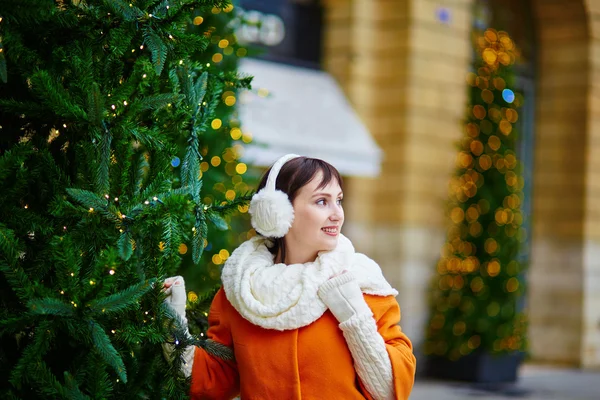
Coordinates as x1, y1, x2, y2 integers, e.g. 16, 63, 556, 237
256, 156, 343, 263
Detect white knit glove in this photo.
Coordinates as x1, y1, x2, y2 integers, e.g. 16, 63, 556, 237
162, 276, 195, 378
318, 272, 395, 400
163, 276, 188, 324
317, 272, 372, 323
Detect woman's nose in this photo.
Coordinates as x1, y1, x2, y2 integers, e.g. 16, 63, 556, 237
329, 209, 342, 221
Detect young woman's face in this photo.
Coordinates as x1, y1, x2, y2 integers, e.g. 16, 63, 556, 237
284, 170, 344, 262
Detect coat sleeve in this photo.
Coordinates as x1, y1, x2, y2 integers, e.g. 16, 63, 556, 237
189, 288, 240, 400
360, 295, 417, 400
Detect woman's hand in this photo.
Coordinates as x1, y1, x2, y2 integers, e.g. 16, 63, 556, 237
163, 275, 187, 322
318, 271, 372, 323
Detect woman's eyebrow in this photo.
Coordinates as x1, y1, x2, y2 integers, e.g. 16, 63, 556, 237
311, 191, 344, 198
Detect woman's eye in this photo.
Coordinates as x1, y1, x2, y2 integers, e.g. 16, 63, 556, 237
316, 199, 326, 205
337, 198, 343, 205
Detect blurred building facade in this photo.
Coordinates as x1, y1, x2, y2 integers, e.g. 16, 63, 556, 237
321, 0, 600, 369
237, 0, 600, 368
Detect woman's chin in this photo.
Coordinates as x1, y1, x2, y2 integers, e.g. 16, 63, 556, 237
319, 237, 339, 251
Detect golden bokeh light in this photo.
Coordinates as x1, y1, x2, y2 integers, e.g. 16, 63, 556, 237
178, 243, 188, 255
479, 154, 492, 170
488, 135, 501, 151
466, 123, 480, 138
473, 105, 486, 120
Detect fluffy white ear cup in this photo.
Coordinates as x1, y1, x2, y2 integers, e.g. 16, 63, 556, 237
249, 154, 300, 238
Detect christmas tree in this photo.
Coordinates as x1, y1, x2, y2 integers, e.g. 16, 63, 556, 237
423, 28, 528, 363
0, 1, 252, 398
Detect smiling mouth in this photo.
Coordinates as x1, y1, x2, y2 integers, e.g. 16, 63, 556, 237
321, 227, 338, 235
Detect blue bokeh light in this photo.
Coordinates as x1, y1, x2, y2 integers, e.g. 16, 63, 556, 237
171, 157, 181, 167
436, 7, 451, 24
502, 89, 515, 103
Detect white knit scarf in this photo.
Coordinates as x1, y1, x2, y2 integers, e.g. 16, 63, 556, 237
221, 234, 398, 331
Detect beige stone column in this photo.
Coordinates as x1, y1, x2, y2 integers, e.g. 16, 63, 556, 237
582, 0, 600, 368
528, 0, 589, 366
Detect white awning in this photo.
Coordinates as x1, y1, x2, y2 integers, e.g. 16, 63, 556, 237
237, 58, 382, 177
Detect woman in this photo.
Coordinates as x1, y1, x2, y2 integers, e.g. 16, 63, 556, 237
163, 154, 416, 399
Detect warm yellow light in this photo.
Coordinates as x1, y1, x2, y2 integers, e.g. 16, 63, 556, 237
211, 156, 221, 167
193, 16, 204, 25
452, 321, 466, 336
212, 53, 223, 63
218, 39, 229, 48
242, 132, 253, 144
472, 105, 486, 120
178, 243, 188, 255
219, 249, 230, 260
450, 207, 465, 224
488, 135, 501, 151
211, 119, 222, 129
188, 291, 199, 302
478, 154, 492, 170
225, 190, 236, 201
230, 127, 242, 140
470, 140, 484, 156
484, 238, 500, 258
235, 163, 247, 174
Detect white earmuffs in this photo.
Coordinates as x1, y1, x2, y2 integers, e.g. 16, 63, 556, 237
249, 154, 300, 238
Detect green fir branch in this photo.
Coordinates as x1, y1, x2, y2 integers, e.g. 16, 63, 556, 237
0, 224, 23, 264
88, 319, 128, 383
117, 231, 133, 261
9, 320, 55, 389
160, 213, 179, 257
82, 353, 113, 399
29, 359, 69, 399
135, 173, 172, 204
95, 126, 112, 196
65, 188, 120, 222
198, 338, 235, 361
131, 93, 182, 112
0, 313, 35, 336
206, 210, 228, 231
190, 71, 209, 108
0, 50, 7, 83
144, 30, 168, 76
0, 262, 37, 302
87, 279, 155, 316
87, 82, 105, 126
133, 152, 150, 197
28, 297, 75, 317
181, 140, 201, 199
64, 371, 91, 400
29, 70, 88, 121
192, 217, 207, 264
101, 0, 144, 21
210, 193, 253, 216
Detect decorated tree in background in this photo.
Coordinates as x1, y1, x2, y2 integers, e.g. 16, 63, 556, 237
0, 1, 252, 398
423, 28, 528, 363
180, 4, 258, 299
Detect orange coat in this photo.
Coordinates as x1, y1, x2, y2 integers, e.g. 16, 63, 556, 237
190, 288, 416, 399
